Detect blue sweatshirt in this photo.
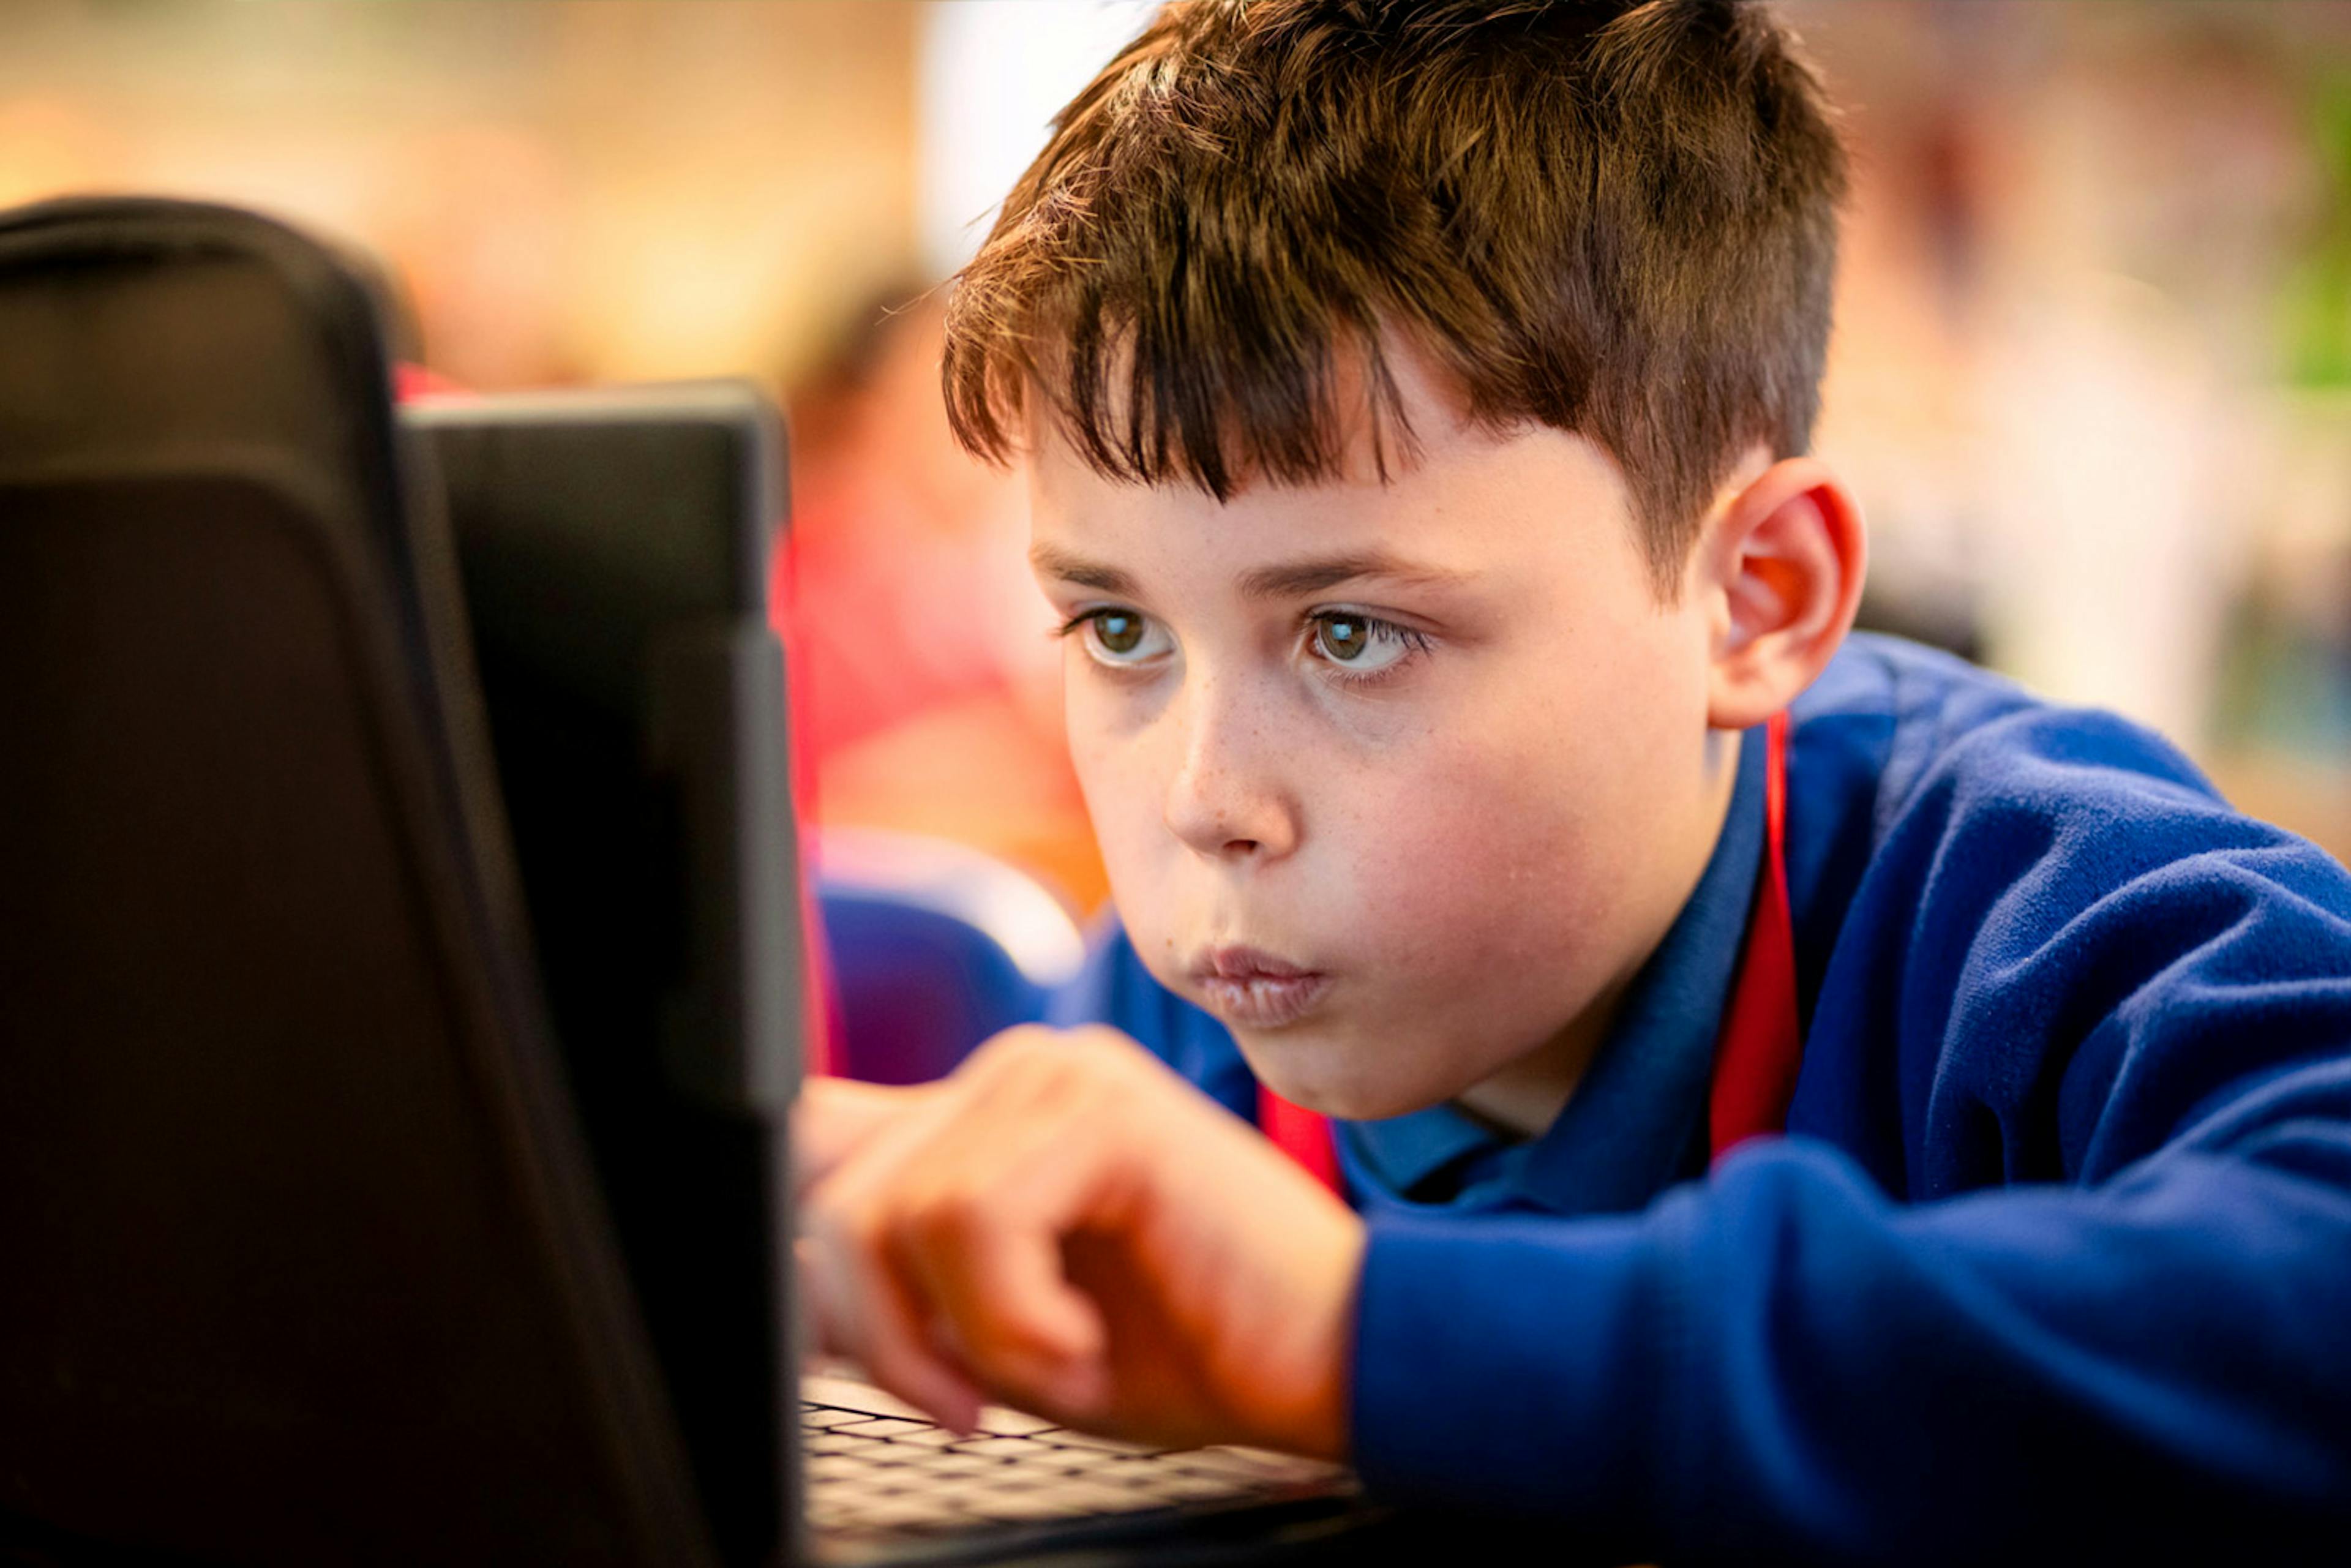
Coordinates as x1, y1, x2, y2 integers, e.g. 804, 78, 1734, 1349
1048, 633, 2351, 1564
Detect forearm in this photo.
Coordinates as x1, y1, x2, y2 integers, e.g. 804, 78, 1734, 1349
1351, 1122, 2351, 1565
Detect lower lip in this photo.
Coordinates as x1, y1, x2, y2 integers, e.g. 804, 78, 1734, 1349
1198, 972, 1332, 1030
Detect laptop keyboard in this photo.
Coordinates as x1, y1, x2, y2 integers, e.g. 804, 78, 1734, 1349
801, 1375, 1348, 1544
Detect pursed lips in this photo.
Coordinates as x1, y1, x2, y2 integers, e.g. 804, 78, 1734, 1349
1190, 944, 1332, 1030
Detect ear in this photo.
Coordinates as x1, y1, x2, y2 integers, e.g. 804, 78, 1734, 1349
1698, 456, 1867, 730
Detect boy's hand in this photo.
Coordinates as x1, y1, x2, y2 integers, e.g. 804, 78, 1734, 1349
793, 1027, 1365, 1460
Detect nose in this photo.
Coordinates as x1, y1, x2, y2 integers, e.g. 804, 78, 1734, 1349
1161, 672, 1301, 863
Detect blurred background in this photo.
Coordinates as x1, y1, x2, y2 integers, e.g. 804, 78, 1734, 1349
6, 0, 2349, 911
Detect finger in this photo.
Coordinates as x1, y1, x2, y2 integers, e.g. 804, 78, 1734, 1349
895, 1182, 1110, 1417
803, 1195, 986, 1431
798, 1078, 994, 1420
902, 1213, 1114, 1420
883, 1084, 1130, 1417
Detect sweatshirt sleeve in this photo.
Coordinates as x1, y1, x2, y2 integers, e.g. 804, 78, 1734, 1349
1349, 707, 2351, 1564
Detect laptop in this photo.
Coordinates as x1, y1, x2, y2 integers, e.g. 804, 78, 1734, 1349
413, 383, 1390, 1566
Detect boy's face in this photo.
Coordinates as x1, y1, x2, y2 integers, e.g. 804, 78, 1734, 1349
1027, 358, 1738, 1123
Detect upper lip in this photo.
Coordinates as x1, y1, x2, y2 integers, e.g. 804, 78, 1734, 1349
1194, 945, 1321, 983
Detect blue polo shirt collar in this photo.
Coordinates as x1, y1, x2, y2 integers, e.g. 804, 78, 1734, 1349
1338, 726, 1769, 1217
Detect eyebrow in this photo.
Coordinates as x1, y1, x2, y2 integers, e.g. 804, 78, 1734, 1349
1030, 542, 1469, 602
1233, 550, 1470, 602
1029, 542, 1140, 598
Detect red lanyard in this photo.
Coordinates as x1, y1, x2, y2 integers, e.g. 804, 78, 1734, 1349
1703, 710, 1801, 1157
1259, 713, 1800, 1191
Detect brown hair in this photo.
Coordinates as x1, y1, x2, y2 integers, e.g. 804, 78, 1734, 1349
941, 0, 1846, 593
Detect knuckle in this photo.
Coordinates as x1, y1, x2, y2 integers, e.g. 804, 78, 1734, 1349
904, 1185, 989, 1253
967, 1023, 1050, 1068
1067, 1022, 1141, 1054
969, 1024, 1157, 1078
1068, 1026, 1157, 1082
966, 1025, 1080, 1090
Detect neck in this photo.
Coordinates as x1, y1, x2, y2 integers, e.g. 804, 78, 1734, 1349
1450, 725, 1747, 1140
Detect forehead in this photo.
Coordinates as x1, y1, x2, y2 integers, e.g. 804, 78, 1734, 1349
1024, 362, 1642, 593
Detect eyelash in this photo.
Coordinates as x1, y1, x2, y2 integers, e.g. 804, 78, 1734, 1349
1053, 608, 1433, 688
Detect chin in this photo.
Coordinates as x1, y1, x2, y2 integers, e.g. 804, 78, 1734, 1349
1235, 1028, 1455, 1122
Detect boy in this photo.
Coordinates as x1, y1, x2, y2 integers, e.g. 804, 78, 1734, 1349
797, 1, 2351, 1559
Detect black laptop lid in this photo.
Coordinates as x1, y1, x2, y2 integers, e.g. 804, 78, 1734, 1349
0, 200, 707, 1566
408, 384, 802, 1567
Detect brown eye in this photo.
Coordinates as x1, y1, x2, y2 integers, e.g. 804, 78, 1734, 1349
1078, 609, 1169, 667
1307, 611, 1423, 678
1314, 614, 1371, 662
1093, 611, 1144, 655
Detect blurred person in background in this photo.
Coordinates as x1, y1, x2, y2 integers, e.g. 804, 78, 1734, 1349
774, 286, 1106, 910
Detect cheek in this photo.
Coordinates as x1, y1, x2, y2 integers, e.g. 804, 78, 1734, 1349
1253, 747, 1616, 1116
1321, 633, 1702, 1035
1063, 683, 1172, 916
1338, 729, 1619, 975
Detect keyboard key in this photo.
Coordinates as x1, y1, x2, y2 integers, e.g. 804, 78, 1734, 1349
801, 1406, 879, 1430
802, 1373, 930, 1421
971, 1407, 1060, 1436
878, 1425, 962, 1447
947, 1436, 1057, 1459
832, 1417, 937, 1439
906, 1453, 1006, 1479
1025, 1446, 1135, 1476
